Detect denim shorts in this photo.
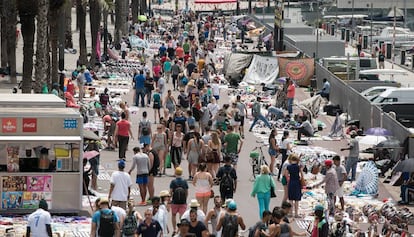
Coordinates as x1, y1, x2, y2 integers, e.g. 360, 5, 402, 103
268, 148, 277, 157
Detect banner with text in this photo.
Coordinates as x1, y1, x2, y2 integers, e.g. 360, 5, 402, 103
243, 55, 279, 85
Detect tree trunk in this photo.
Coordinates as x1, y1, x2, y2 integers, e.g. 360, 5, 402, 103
102, 9, 108, 60
139, 0, 146, 16
77, 0, 87, 65
5, 0, 17, 84
131, 0, 139, 24
49, 9, 59, 85
34, 0, 49, 93
65, 0, 73, 48
89, 0, 101, 67
114, 0, 122, 45
0, 0, 8, 68
18, 3, 36, 93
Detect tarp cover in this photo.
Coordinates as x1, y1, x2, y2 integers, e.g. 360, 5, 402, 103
223, 53, 253, 81
243, 55, 279, 85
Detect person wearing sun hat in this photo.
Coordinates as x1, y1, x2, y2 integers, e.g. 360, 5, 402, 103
27, 199, 53, 237
90, 197, 121, 237
311, 204, 329, 237
169, 166, 189, 234
307, 160, 339, 216
181, 199, 206, 223
109, 159, 133, 210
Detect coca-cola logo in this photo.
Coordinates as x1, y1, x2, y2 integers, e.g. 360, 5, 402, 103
22, 118, 37, 132
2, 118, 17, 133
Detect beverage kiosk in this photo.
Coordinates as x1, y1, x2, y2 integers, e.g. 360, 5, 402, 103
0, 105, 83, 213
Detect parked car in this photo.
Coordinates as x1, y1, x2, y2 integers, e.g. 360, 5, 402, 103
372, 87, 414, 105
360, 86, 396, 101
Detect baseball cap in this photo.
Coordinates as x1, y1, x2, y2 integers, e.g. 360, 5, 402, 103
118, 160, 126, 168
222, 198, 234, 208
324, 159, 333, 167
178, 219, 190, 227
175, 167, 183, 176
228, 201, 237, 210
314, 204, 324, 211
350, 130, 357, 136
39, 199, 48, 210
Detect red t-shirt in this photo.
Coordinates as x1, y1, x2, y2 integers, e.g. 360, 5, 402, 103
116, 120, 130, 137
287, 84, 295, 99
153, 65, 161, 77
175, 47, 184, 59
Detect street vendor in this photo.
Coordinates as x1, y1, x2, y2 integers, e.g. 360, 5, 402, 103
307, 160, 340, 216
398, 172, 414, 205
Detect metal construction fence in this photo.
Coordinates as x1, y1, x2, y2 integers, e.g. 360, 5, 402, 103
315, 64, 411, 142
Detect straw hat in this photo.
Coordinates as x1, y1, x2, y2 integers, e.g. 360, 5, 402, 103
160, 190, 171, 197
189, 199, 200, 208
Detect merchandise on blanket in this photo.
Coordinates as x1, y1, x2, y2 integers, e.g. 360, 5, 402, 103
330, 211, 355, 237
380, 201, 414, 225
292, 146, 337, 171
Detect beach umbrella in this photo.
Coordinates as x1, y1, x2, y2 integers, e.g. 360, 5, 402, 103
138, 15, 147, 22
365, 127, 392, 136
354, 161, 378, 195
83, 150, 100, 160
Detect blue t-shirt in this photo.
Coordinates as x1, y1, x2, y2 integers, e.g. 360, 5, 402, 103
187, 116, 196, 127
84, 71, 92, 83
92, 208, 120, 225
134, 74, 146, 89
159, 45, 167, 56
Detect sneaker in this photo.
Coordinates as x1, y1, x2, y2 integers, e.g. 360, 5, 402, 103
138, 201, 147, 206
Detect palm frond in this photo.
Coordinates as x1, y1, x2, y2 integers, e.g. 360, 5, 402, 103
99, 0, 114, 10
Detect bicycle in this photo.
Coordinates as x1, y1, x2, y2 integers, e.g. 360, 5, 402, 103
249, 140, 269, 181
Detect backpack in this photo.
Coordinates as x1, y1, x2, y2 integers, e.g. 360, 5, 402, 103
140, 120, 151, 136
234, 111, 241, 122
178, 94, 189, 108
252, 102, 261, 117
222, 213, 238, 237
150, 149, 160, 174
220, 169, 234, 193
181, 77, 188, 86
248, 222, 261, 237
122, 211, 138, 236
196, 79, 205, 90
192, 107, 203, 121
172, 182, 187, 204
98, 210, 115, 237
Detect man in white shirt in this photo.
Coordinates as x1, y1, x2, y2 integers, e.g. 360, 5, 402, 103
121, 40, 128, 59
26, 199, 52, 237
181, 199, 206, 222
109, 160, 133, 210
297, 115, 314, 141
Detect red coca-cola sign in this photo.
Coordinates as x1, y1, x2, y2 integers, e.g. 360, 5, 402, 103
22, 118, 37, 132
2, 118, 17, 133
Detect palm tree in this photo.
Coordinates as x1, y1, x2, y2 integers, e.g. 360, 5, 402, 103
131, 0, 139, 24
49, 0, 66, 85
114, 0, 128, 46
17, 0, 38, 93
34, 0, 50, 93
5, 0, 17, 84
65, 0, 73, 49
1, 0, 9, 68
77, 0, 88, 65
89, 0, 102, 67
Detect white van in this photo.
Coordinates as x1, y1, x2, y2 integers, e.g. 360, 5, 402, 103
371, 88, 414, 105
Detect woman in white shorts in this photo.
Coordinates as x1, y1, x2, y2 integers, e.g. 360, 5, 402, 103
229, 102, 241, 132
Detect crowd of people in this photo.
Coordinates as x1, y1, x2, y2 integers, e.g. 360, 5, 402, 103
22, 4, 409, 237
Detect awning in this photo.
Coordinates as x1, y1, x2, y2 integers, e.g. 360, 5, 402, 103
195, 0, 236, 3
83, 130, 100, 141
0, 136, 82, 141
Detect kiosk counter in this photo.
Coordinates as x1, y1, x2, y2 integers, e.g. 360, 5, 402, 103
0, 107, 83, 213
